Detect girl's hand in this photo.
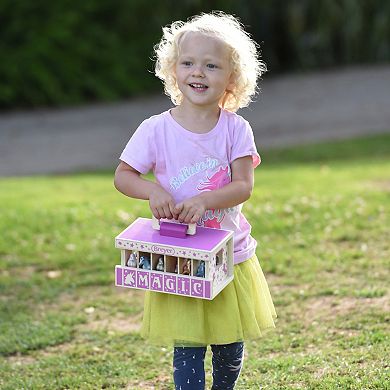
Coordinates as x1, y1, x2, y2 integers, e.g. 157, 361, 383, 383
174, 195, 206, 224
149, 185, 176, 220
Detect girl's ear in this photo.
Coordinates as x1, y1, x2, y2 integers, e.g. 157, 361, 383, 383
227, 71, 236, 91
221, 75, 236, 109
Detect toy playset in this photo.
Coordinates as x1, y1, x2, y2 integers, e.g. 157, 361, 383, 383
114, 216, 234, 299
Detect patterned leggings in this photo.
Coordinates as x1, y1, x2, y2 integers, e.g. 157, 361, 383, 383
173, 342, 244, 390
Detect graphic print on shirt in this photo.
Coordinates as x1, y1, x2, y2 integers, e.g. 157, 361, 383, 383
197, 165, 231, 228
169, 158, 219, 191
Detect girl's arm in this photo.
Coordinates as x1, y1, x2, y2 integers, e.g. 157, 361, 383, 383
114, 161, 177, 219
175, 156, 254, 224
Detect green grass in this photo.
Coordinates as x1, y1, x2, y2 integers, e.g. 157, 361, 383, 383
0, 134, 389, 389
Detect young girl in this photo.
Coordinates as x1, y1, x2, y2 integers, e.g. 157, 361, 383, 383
114, 12, 276, 389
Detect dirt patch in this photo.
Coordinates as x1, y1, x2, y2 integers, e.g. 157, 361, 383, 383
126, 373, 172, 390
366, 179, 390, 192
4, 265, 37, 280
313, 365, 335, 379
6, 354, 37, 366
303, 295, 389, 326
5, 339, 75, 365
80, 312, 143, 333
44, 285, 144, 314
73, 288, 144, 334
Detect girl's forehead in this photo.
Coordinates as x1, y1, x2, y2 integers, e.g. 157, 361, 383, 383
178, 31, 230, 57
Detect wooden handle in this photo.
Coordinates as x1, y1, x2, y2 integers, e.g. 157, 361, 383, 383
151, 215, 196, 236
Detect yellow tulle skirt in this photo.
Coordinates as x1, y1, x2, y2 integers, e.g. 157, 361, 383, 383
140, 255, 277, 346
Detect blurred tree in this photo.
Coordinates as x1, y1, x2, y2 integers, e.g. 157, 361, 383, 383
0, 0, 388, 109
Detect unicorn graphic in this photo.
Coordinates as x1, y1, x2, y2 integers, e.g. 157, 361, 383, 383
197, 166, 230, 228
197, 166, 230, 191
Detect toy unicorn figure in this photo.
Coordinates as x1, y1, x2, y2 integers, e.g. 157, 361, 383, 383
127, 253, 137, 267
196, 261, 205, 278
182, 259, 191, 275
139, 255, 151, 270
156, 256, 165, 271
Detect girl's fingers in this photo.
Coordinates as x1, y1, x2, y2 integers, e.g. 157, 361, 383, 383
157, 207, 166, 220
174, 203, 184, 214
185, 209, 198, 224
174, 204, 184, 222
169, 202, 178, 219
178, 208, 190, 223
163, 205, 173, 219
190, 213, 199, 224
188, 211, 198, 224
151, 207, 161, 220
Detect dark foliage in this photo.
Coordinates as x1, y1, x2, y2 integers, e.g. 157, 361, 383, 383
0, 0, 389, 108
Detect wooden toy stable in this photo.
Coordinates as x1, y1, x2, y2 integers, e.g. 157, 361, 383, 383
115, 217, 234, 300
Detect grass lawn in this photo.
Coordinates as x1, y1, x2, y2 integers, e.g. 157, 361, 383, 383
0, 134, 389, 389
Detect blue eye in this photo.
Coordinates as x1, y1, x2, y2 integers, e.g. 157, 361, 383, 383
182, 61, 192, 66
207, 64, 218, 69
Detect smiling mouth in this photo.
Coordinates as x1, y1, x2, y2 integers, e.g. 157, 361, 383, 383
189, 83, 208, 91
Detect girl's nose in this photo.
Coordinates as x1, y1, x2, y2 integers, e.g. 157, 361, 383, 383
192, 65, 204, 77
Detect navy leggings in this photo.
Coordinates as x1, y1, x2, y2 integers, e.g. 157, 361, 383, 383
173, 342, 244, 390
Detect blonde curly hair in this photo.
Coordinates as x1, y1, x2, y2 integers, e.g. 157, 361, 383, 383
154, 12, 266, 112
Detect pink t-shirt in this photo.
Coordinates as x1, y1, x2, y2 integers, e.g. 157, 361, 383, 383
119, 109, 261, 264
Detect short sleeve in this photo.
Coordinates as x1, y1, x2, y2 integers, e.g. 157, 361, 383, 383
230, 118, 261, 168
119, 119, 156, 174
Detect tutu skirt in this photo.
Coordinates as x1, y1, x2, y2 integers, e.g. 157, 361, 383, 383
140, 255, 277, 346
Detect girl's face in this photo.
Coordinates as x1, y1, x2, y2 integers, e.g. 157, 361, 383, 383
174, 32, 235, 110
